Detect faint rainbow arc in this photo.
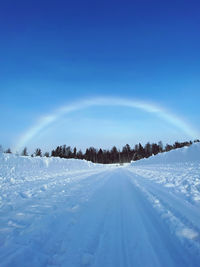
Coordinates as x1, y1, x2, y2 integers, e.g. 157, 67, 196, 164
14, 97, 199, 151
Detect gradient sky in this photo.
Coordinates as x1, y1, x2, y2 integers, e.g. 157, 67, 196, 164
1, 0, 200, 152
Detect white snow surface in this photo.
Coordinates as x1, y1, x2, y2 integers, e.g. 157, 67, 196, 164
1, 144, 200, 266
131, 142, 200, 164
0, 153, 101, 180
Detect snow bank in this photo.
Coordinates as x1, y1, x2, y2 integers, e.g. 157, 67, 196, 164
0, 153, 101, 183
131, 142, 200, 165
129, 143, 200, 204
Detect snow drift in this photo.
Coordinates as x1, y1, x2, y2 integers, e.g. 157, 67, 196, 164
131, 142, 200, 165
0, 153, 102, 183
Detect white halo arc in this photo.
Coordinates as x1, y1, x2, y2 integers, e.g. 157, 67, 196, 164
14, 97, 199, 151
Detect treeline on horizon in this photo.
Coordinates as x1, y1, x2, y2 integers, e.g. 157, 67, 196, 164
1, 139, 200, 164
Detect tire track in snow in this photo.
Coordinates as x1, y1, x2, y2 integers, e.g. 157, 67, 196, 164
126, 169, 200, 262
0, 169, 111, 266
47, 169, 200, 267
1, 168, 200, 266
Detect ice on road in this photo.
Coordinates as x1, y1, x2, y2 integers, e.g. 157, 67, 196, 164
1, 162, 200, 266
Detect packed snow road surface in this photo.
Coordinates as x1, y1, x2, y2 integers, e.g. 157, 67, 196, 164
1, 158, 200, 266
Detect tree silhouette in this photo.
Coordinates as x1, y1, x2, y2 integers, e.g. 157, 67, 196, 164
35, 148, 42, 157
47, 140, 194, 164
21, 147, 28, 156
5, 148, 12, 153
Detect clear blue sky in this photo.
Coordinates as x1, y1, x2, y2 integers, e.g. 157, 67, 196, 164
1, 0, 200, 152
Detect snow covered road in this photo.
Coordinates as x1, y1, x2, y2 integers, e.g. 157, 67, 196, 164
1, 165, 200, 267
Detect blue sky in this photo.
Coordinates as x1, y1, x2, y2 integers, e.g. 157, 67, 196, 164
1, 0, 200, 152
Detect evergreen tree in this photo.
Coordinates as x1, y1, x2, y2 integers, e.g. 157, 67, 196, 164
97, 148, 104, 163
145, 142, 152, 158
73, 147, 77, 158
51, 149, 55, 157
138, 143, 145, 158
5, 148, 12, 153
77, 149, 83, 159
21, 147, 28, 156
165, 143, 173, 152
62, 145, 67, 157
35, 148, 42, 157
103, 149, 108, 164
152, 143, 159, 155
122, 144, 131, 162
110, 146, 119, 163
66, 146, 72, 158
158, 141, 163, 152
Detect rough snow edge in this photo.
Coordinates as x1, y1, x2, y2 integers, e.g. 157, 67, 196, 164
0, 153, 103, 180
131, 143, 200, 165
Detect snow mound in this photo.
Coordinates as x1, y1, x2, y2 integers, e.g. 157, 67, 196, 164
131, 142, 200, 165
0, 153, 102, 183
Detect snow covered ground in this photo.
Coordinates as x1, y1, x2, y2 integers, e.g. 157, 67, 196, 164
0, 144, 200, 266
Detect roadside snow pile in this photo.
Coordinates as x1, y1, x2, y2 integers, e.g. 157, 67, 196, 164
131, 142, 200, 165
0, 153, 102, 184
129, 142, 200, 203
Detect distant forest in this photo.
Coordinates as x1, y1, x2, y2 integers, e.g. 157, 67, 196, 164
2, 139, 200, 164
